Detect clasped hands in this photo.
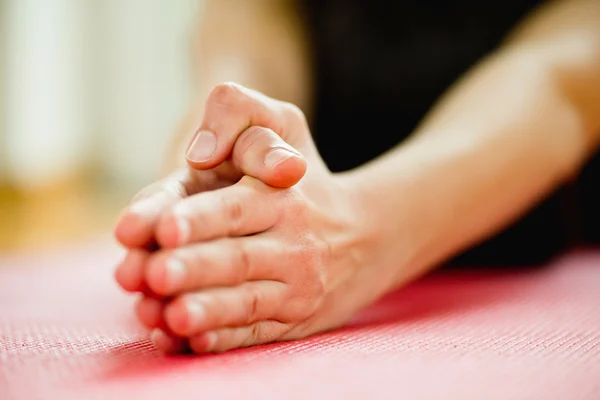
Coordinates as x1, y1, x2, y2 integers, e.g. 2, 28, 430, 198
114, 83, 389, 353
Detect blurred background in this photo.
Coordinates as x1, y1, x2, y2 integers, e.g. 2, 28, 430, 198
0, 0, 200, 252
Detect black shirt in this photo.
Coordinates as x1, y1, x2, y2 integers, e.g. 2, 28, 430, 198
299, 0, 600, 265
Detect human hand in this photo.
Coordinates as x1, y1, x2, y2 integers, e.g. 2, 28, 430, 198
114, 83, 309, 252
115, 84, 392, 353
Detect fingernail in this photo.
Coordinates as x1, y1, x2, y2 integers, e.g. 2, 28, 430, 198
151, 329, 176, 353
151, 329, 186, 354
185, 299, 206, 331
186, 130, 217, 162
264, 147, 299, 170
165, 257, 187, 291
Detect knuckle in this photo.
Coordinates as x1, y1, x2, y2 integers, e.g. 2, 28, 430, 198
243, 125, 271, 139
275, 188, 309, 227
233, 240, 253, 282
235, 126, 271, 160
245, 284, 263, 324
208, 82, 243, 108
247, 323, 262, 347
279, 187, 304, 211
279, 192, 311, 230
218, 194, 244, 233
161, 177, 187, 198
283, 102, 308, 126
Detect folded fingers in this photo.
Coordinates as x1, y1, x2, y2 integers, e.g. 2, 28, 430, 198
144, 236, 286, 297
155, 177, 281, 248
114, 169, 192, 249
188, 320, 291, 353
164, 280, 290, 337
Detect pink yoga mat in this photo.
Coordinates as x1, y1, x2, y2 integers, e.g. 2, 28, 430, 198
1, 240, 599, 399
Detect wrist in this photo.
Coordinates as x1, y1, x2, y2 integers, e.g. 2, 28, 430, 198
333, 137, 472, 287
332, 169, 426, 290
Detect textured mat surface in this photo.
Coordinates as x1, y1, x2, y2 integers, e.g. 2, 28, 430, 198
1, 240, 599, 400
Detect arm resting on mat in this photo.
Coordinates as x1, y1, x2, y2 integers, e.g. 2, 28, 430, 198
337, 0, 600, 285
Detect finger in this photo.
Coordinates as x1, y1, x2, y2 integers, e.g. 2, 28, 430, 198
164, 281, 289, 337
135, 295, 166, 330
114, 170, 189, 249
145, 236, 283, 297
114, 249, 150, 292
150, 329, 189, 354
185, 82, 309, 170
155, 177, 280, 248
189, 320, 290, 353
137, 298, 190, 354
231, 126, 306, 188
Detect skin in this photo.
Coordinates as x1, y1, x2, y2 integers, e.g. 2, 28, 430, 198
114, 0, 600, 353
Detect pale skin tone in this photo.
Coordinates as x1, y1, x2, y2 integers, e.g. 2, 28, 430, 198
114, 0, 600, 353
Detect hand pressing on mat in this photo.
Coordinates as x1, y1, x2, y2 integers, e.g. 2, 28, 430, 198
113, 84, 309, 349
113, 83, 311, 349
113, 0, 600, 354
114, 83, 394, 353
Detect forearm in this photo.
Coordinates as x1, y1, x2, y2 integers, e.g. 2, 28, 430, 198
341, 0, 600, 285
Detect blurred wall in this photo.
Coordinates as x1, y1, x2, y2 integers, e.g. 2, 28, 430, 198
0, 0, 201, 251
1, 0, 200, 190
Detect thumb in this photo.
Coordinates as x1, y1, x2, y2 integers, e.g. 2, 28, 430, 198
184, 83, 309, 172
228, 126, 307, 188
